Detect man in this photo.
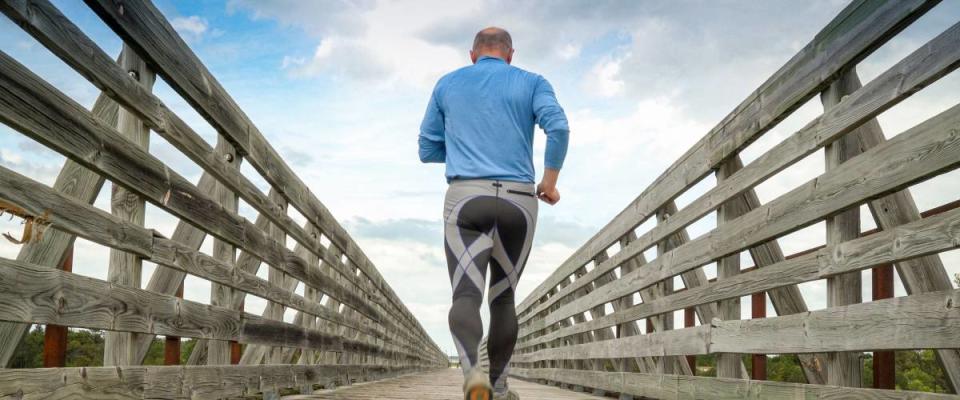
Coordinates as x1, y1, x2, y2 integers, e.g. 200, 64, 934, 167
419, 27, 569, 400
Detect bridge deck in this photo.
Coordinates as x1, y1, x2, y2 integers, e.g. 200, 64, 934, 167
284, 368, 607, 399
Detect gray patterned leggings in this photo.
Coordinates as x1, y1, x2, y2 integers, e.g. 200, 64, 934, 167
444, 179, 538, 394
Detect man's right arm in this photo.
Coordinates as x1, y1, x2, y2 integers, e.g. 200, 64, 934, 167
418, 85, 446, 163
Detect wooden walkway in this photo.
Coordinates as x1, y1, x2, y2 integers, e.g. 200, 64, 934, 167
284, 369, 608, 399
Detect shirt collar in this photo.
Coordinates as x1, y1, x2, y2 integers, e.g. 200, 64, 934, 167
477, 55, 506, 63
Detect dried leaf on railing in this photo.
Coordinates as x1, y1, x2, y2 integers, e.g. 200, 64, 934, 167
0, 200, 51, 244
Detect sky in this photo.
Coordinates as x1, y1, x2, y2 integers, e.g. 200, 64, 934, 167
0, 0, 959, 357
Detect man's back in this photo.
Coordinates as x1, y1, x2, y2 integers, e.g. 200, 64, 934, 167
419, 26, 568, 400
419, 56, 569, 183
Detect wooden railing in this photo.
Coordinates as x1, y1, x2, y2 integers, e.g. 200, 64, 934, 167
499, 0, 960, 398
0, 0, 446, 398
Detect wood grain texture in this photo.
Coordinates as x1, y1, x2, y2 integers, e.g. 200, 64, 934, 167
0, 166, 422, 361
0, 256, 421, 360
821, 68, 864, 387
104, 44, 155, 367
526, 102, 960, 331
208, 137, 241, 366
516, 205, 960, 355
0, 363, 427, 400
711, 289, 960, 354
715, 159, 746, 379
0, 49, 386, 324
0, 85, 118, 367
0, 0, 401, 329
843, 67, 960, 391
511, 368, 960, 400
516, 0, 938, 317
517, 20, 960, 328
81, 0, 439, 353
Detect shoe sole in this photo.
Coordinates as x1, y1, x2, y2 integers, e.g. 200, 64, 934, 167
465, 386, 492, 400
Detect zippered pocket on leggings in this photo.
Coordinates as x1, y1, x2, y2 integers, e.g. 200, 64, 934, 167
506, 189, 536, 198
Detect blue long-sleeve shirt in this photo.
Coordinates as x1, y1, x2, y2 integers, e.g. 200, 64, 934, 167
418, 56, 569, 183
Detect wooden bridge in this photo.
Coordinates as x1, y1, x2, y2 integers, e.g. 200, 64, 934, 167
0, 0, 958, 399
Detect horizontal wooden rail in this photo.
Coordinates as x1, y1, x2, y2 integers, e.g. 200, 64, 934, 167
516, 205, 960, 350
518, 19, 960, 329
0, 363, 425, 400
522, 100, 960, 336
0, 165, 436, 360
0, 256, 423, 360
512, 368, 959, 400
82, 0, 433, 347
517, 0, 938, 318
515, 289, 960, 363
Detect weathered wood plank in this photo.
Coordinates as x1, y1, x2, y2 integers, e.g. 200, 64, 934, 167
0, 0, 399, 326
0, 257, 411, 358
516, 0, 939, 316
0, 166, 422, 359
711, 289, 960, 354
821, 66, 864, 388
104, 44, 155, 367
533, 101, 960, 329
715, 159, 746, 379
81, 0, 436, 349
844, 68, 960, 392
511, 368, 960, 400
512, 326, 710, 362
517, 20, 960, 327
208, 137, 241, 366
511, 287, 960, 374
0, 87, 118, 367
8, 0, 439, 357
0, 363, 423, 400
0, 50, 384, 323
517, 205, 960, 353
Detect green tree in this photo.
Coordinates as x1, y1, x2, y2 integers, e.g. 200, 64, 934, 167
65, 329, 104, 367
8, 326, 44, 368
897, 350, 949, 393
767, 355, 805, 383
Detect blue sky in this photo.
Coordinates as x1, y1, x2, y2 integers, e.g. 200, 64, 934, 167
1, 0, 959, 357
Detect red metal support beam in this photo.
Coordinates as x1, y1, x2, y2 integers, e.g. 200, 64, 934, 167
684, 307, 696, 374
751, 291, 767, 380
872, 263, 895, 389
42, 244, 72, 368
230, 301, 243, 364
163, 282, 184, 365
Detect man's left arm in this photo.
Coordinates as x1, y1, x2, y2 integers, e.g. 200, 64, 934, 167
418, 86, 446, 163
533, 75, 569, 204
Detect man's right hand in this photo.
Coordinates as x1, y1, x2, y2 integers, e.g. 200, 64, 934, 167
537, 168, 561, 205
537, 182, 560, 205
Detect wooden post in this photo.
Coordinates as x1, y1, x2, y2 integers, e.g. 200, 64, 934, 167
751, 292, 767, 380
164, 282, 183, 365
821, 68, 863, 387
716, 159, 746, 379
42, 244, 72, 368
103, 44, 155, 367
208, 138, 241, 365
872, 264, 895, 389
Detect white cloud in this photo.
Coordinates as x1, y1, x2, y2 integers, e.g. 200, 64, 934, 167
583, 56, 626, 97
171, 16, 209, 40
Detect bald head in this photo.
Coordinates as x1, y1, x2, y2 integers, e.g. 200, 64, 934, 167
470, 27, 514, 64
